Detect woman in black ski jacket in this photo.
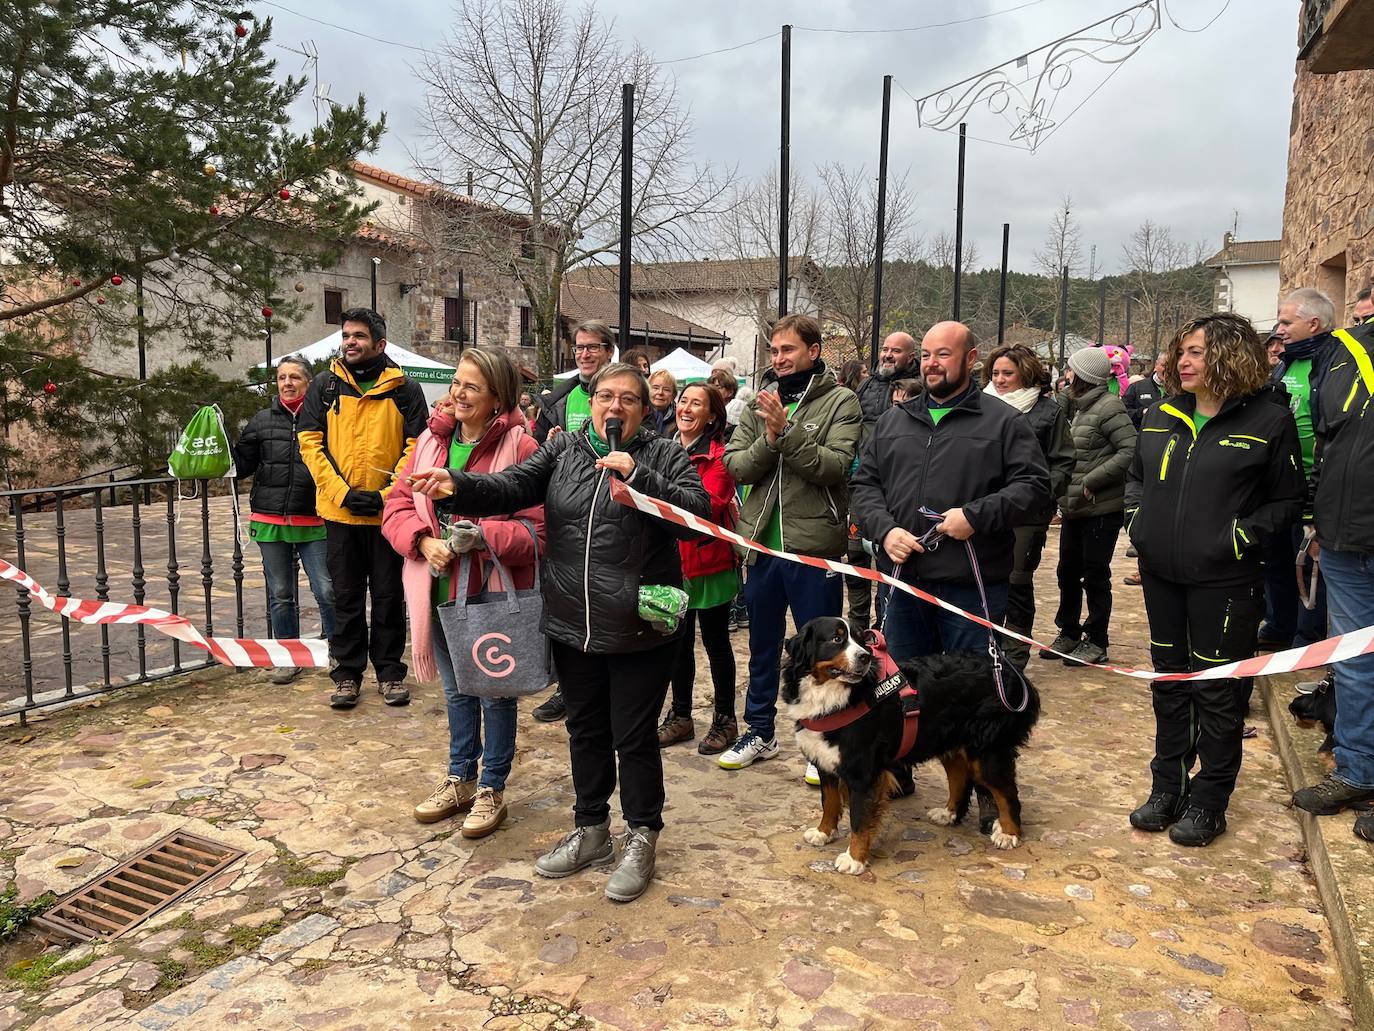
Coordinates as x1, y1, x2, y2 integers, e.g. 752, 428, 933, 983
409, 362, 709, 904
1124, 313, 1303, 848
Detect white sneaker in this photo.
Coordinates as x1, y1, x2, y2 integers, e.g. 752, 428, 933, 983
804, 762, 821, 787
717, 730, 780, 770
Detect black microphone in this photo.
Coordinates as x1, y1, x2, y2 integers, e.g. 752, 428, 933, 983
605, 417, 623, 453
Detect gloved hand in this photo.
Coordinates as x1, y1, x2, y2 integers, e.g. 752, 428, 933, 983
343, 489, 383, 517
447, 520, 484, 554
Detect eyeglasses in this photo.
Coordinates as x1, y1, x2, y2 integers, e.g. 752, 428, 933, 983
592, 390, 644, 408
573, 344, 608, 354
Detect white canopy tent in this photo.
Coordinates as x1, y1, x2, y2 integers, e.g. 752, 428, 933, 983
650, 346, 715, 384
253, 331, 456, 406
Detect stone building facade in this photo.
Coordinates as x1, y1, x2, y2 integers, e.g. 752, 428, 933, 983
1280, 3, 1374, 318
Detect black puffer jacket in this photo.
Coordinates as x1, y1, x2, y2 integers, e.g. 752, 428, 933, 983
856, 366, 917, 437
441, 426, 710, 653
1312, 326, 1374, 553
1021, 393, 1074, 522
234, 399, 318, 518
1060, 384, 1136, 518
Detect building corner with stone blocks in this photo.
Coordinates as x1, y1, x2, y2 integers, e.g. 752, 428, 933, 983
1280, 0, 1374, 320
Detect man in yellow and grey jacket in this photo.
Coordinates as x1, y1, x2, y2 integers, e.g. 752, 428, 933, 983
298, 308, 427, 710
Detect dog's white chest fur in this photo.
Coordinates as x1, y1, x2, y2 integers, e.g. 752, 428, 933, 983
795, 728, 843, 773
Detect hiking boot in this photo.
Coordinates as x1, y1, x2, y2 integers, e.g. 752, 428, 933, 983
697, 712, 738, 755
379, 680, 410, 706
269, 666, 301, 685
1039, 633, 1079, 660
605, 827, 658, 903
461, 787, 507, 839
657, 713, 695, 748
1063, 640, 1108, 667
532, 688, 566, 723
717, 730, 779, 770
1129, 791, 1189, 832
1292, 774, 1374, 815
414, 776, 477, 824
329, 679, 361, 710
534, 823, 615, 878
1168, 806, 1227, 847
1354, 811, 1374, 843
803, 762, 821, 787
1295, 674, 1332, 695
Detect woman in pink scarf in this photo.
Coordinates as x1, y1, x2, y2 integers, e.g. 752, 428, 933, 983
383, 349, 544, 839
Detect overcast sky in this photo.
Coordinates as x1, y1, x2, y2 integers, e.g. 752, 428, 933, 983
259, 0, 1293, 275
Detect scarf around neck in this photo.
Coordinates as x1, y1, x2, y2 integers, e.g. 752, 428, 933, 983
278, 394, 306, 416
774, 359, 826, 404
984, 382, 1040, 414
345, 352, 388, 383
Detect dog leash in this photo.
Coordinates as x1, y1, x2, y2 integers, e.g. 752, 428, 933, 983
917, 508, 1030, 714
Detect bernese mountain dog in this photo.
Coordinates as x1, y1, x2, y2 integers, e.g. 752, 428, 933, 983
780, 616, 1041, 875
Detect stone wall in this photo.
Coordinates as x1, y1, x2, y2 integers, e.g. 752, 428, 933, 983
1280, 59, 1374, 319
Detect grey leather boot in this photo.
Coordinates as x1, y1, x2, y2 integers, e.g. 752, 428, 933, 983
605, 827, 658, 902
533, 823, 614, 878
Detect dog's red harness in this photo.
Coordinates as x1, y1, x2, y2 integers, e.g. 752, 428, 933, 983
796, 629, 920, 759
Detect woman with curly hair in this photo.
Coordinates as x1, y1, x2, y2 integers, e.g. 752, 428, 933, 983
1124, 313, 1304, 847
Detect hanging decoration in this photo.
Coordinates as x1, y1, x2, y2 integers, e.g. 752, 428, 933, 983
912, 0, 1162, 154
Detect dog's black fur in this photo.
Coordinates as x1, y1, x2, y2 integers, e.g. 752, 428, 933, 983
1289, 676, 1337, 770
780, 616, 1041, 874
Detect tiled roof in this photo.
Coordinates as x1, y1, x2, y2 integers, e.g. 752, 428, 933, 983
566, 256, 823, 295
1204, 239, 1281, 266
560, 282, 726, 343
349, 160, 530, 223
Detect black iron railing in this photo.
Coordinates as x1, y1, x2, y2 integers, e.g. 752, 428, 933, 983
0, 476, 307, 725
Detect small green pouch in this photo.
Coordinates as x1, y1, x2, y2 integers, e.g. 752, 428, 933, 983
638, 585, 688, 634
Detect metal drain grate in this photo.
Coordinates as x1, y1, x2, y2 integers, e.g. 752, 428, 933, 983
31, 831, 245, 943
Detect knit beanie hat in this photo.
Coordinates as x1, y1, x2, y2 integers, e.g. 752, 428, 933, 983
1068, 346, 1112, 386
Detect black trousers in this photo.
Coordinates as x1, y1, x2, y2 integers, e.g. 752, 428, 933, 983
326, 521, 407, 684
845, 538, 873, 631
552, 638, 676, 831
1054, 511, 1124, 648
1141, 573, 1264, 812
1004, 524, 1048, 671
669, 602, 737, 718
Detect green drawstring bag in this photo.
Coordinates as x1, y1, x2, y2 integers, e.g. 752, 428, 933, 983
639, 585, 688, 634
168, 404, 235, 480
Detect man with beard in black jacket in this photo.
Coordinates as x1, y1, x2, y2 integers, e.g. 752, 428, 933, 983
852, 321, 1051, 663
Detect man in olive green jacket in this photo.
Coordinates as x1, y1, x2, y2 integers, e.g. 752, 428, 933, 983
717, 314, 864, 772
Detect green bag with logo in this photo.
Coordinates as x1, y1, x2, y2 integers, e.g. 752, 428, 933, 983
168, 404, 235, 480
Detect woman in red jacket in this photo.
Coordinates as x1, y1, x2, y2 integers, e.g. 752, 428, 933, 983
657, 383, 740, 755
382, 349, 545, 839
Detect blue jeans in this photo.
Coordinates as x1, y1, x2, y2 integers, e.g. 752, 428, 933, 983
1320, 547, 1374, 790
883, 578, 1009, 663
258, 538, 335, 640
743, 555, 844, 741
433, 618, 517, 790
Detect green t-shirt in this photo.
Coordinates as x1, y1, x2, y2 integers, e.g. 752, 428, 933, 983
1281, 358, 1315, 473
249, 521, 326, 544
565, 384, 592, 434
928, 404, 953, 426
354, 377, 377, 395
686, 568, 738, 610
1107, 377, 1121, 396
1192, 412, 1212, 434
433, 440, 478, 606
759, 401, 801, 550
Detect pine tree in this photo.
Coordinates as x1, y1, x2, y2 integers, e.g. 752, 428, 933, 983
0, 1, 385, 484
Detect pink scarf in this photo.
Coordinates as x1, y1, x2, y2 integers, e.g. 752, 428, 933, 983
402, 411, 527, 683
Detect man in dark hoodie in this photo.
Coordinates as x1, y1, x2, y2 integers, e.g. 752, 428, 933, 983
718, 313, 863, 774
852, 321, 1050, 663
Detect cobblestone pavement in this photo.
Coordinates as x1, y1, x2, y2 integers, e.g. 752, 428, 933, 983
0, 534, 1356, 1030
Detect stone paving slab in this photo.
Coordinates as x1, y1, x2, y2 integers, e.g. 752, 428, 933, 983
0, 537, 1360, 1029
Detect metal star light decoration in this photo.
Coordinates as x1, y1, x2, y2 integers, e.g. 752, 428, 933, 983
914, 0, 1162, 153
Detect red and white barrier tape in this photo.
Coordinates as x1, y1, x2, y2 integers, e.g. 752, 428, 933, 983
608, 479, 1374, 683
0, 559, 328, 669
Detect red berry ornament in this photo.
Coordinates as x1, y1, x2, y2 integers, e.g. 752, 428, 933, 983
110, 274, 122, 286
96, 296, 106, 305
235, 23, 247, 38
209, 204, 220, 216
70, 278, 81, 287
43, 381, 56, 395
278, 188, 291, 201
261, 306, 273, 319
